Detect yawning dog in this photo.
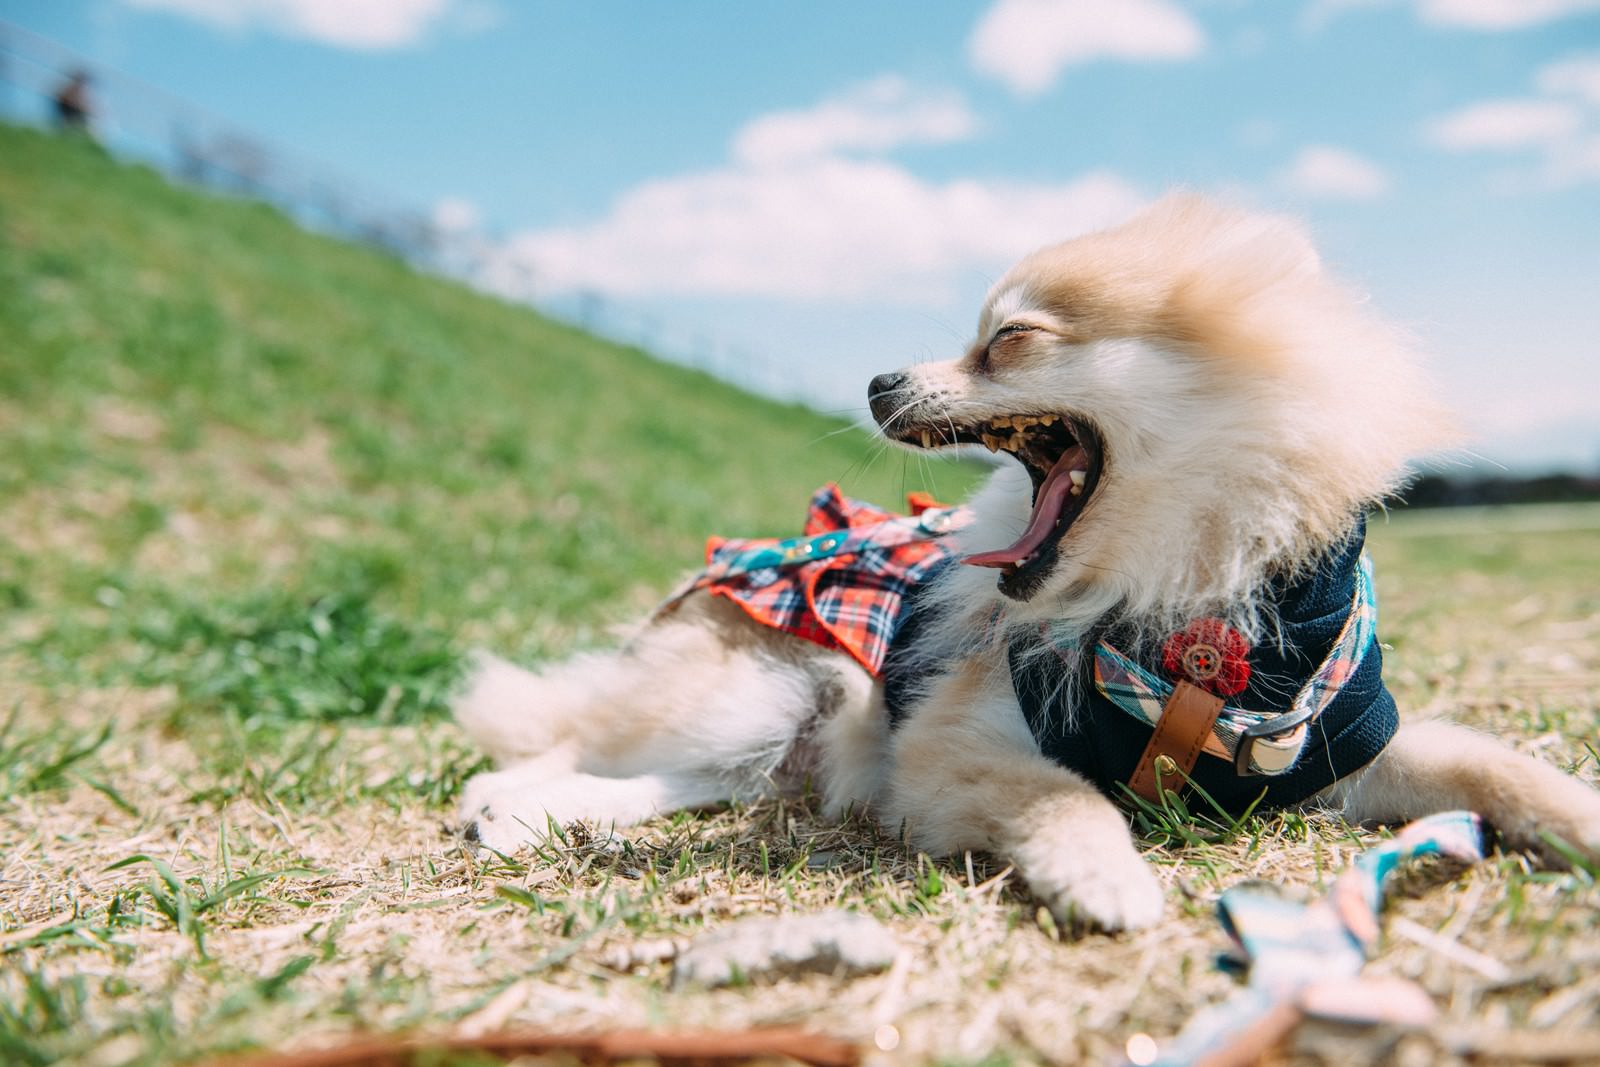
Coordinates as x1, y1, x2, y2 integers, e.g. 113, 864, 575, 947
455, 195, 1600, 931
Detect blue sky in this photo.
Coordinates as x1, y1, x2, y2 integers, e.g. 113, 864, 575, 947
6, 0, 1600, 469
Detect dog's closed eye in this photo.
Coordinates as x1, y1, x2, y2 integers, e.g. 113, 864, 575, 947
977, 322, 1042, 374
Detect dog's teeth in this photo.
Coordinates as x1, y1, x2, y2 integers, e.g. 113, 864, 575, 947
982, 435, 1001, 452
1009, 433, 1026, 450
1068, 469, 1086, 495
992, 416, 1011, 429
1013, 415, 1036, 429
1038, 414, 1057, 426
920, 430, 933, 447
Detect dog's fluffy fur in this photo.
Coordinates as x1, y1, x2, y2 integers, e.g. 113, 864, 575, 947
455, 195, 1600, 931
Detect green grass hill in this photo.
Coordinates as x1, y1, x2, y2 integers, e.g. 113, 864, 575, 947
0, 121, 979, 687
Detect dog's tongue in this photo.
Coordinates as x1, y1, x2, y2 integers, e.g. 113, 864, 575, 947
963, 446, 1089, 569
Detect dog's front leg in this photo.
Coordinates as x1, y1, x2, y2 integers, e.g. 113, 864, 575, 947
883, 661, 1164, 932
1322, 719, 1600, 865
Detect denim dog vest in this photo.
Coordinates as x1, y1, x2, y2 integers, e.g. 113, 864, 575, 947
886, 522, 1397, 813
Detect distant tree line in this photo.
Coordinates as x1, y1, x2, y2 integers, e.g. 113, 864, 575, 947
1392, 472, 1600, 509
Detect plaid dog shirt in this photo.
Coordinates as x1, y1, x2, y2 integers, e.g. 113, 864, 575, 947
688, 484, 963, 675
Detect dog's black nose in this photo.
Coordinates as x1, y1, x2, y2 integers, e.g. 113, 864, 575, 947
867, 371, 911, 427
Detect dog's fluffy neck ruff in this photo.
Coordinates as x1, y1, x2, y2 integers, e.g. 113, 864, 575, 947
914, 463, 1347, 668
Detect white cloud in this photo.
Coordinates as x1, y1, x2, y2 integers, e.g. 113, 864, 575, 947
1545, 133, 1600, 184
1304, 0, 1600, 31
732, 76, 977, 166
1417, 0, 1600, 29
1427, 99, 1584, 150
1424, 54, 1600, 188
1278, 145, 1391, 199
967, 0, 1205, 97
121, 0, 485, 49
1539, 54, 1600, 107
469, 72, 1142, 304
485, 159, 1142, 303
432, 197, 480, 233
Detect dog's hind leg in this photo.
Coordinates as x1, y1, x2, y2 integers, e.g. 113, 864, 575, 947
458, 762, 732, 853
453, 605, 808, 768
1319, 718, 1600, 865
453, 651, 585, 763
454, 592, 877, 848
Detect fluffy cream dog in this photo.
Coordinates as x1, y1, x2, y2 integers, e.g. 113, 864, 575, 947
455, 195, 1600, 931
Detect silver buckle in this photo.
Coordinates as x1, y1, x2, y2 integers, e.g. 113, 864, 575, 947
1233, 704, 1315, 776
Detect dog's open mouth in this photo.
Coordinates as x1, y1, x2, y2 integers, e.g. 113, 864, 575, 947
887, 413, 1104, 601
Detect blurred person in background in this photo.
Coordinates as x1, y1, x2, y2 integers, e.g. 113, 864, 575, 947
52, 68, 93, 134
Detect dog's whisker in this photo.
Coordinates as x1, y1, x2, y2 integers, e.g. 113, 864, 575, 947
803, 422, 876, 449
883, 397, 922, 428
833, 433, 897, 486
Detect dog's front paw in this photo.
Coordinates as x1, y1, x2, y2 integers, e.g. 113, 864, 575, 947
456, 768, 556, 853
1466, 756, 1600, 870
1026, 844, 1165, 932
1521, 805, 1600, 870
1005, 809, 1166, 932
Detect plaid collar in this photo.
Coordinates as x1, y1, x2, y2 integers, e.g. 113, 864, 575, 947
697, 497, 968, 586
681, 485, 970, 675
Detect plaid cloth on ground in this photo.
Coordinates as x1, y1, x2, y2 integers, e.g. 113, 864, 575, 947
1130, 811, 1487, 1067
687, 484, 969, 676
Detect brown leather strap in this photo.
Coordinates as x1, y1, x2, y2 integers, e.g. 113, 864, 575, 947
1128, 680, 1225, 802
200, 1029, 861, 1067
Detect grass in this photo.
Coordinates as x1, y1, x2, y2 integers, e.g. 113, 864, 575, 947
2, 122, 1598, 1066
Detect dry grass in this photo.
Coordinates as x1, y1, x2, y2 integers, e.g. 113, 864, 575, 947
4, 506, 1599, 1067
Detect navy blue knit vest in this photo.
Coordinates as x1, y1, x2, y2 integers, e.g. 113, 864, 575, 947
883, 520, 1397, 814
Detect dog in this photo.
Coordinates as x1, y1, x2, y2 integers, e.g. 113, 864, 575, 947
454, 195, 1600, 931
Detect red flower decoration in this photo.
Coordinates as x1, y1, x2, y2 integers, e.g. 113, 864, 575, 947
1162, 619, 1252, 697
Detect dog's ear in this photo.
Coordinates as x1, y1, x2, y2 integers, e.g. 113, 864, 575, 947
1134, 193, 1321, 283
1144, 196, 1328, 368
1208, 211, 1322, 282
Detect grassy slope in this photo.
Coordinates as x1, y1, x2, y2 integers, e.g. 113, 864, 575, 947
0, 123, 977, 666
2, 124, 1598, 1067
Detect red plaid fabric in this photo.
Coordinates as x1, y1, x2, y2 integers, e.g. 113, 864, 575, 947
701, 484, 957, 676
